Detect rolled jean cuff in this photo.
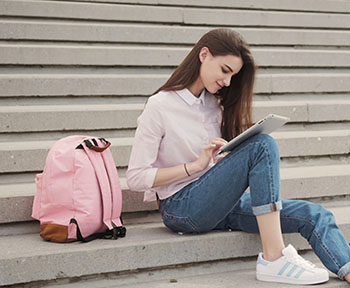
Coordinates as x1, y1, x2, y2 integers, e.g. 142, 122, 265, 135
252, 200, 283, 216
338, 262, 350, 280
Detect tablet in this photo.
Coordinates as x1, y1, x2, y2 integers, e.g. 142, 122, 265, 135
218, 114, 289, 154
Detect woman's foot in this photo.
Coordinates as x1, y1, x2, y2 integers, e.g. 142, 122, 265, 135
256, 244, 329, 285
344, 273, 350, 283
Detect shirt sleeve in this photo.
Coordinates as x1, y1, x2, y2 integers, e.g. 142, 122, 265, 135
126, 96, 165, 192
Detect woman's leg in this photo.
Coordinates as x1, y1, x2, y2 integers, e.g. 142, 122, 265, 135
214, 192, 350, 281
256, 211, 285, 261
161, 134, 285, 258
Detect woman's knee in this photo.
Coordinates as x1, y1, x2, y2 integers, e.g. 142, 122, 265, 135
299, 202, 336, 236
313, 204, 336, 227
281, 200, 336, 237
249, 134, 280, 161
254, 134, 278, 150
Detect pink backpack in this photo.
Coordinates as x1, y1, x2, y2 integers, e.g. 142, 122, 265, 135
32, 135, 126, 242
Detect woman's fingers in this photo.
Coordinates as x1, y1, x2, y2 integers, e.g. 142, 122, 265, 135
209, 138, 228, 147
214, 151, 230, 163
202, 138, 228, 157
197, 138, 229, 170
209, 139, 228, 152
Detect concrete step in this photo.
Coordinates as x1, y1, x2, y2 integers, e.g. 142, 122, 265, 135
2, 44, 350, 68
34, 251, 348, 288
1, 73, 350, 97
0, 137, 132, 172
2, 0, 350, 29
0, 202, 349, 286
1, 163, 350, 223
75, 0, 350, 14
0, 210, 162, 237
2, 100, 350, 133
184, 8, 350, 29
2, 129, 350, 172
0, 176, 156, 224
0, 103, 144, 133
2, 20, 350, 46
1, 0, 184, 24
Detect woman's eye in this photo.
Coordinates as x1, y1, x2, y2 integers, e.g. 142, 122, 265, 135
221, 68, 229, 74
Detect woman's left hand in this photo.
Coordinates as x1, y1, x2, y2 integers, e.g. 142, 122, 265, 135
214, 151, 230, 164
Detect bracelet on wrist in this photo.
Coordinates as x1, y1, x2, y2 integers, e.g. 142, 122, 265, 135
184, 163, 191, 177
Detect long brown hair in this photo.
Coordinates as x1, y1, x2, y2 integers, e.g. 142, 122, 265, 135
153, 28, 257, 141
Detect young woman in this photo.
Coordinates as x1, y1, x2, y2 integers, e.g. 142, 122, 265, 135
126, 28, 350, 285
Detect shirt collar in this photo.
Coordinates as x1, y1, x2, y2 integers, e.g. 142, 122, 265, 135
176, 88, 206, 106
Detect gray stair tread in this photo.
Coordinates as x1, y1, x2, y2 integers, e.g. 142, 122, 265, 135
184, 8, 350, 29
2, 101, 350, 133
1, 73, 350, 97
1, 129, 350, 149
2, 100, 350, 113
77, 0, 350, 14
0, 164, 350, 223
2, 21, 350, 46
0, 103, 144, 112
1, 128, 350, 173
2, 1, 350, 29
0, 203, 349, 286
0, 137, 132, 150
0, 176, 128, 197
0, 0, 184, 23
1, 44, 350, 67
280, 164, 350, 179
43, 252, 346, 288
1, 163, 350, 193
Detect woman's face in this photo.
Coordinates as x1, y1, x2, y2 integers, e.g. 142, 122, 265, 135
199, 47, 243, 94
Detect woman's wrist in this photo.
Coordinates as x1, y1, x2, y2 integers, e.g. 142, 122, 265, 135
186, 161, 204, 175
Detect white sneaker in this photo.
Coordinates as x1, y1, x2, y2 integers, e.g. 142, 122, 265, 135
256, 244, 329, 285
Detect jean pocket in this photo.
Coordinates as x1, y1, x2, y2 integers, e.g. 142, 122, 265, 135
162, 211, 199, 234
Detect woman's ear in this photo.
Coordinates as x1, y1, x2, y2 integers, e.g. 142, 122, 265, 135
199, 47, 211, 63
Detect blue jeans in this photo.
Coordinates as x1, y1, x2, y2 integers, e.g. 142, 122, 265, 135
160, 134, 350, 280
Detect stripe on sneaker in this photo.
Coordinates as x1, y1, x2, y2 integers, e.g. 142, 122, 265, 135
286, 264, 298, 277
294, 268, 306, 279
257, 256, 269, 266
278, 262, 291, 276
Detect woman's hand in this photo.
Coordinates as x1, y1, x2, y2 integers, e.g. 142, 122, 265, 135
193, 138, 228, 172
214, 151, 230, 164
154, 137, 228, 187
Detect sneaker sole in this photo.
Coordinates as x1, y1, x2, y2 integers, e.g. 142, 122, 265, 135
256, 273, 329, 285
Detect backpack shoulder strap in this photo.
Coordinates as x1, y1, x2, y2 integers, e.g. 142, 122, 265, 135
98, 138, 123, 227
82, 139, 114, 230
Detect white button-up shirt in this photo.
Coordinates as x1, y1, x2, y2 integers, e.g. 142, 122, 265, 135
126, 88, 222, 202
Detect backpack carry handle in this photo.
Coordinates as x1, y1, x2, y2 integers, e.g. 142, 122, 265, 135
84, 139, 111, 152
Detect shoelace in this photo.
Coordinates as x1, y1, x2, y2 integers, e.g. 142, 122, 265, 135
288, 253, 316, 269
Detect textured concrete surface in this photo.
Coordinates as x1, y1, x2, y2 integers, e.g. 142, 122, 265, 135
0, 0, 183, 23
1, 203, 349, 286
0, 178, 158, 223
3, 101, 350, 133
42, 251, 348, 288
0, 104, 143, 132
1, 73, 350, 97
2, 21, 350, 46
1, 45, 350, 68
2, 1, 350, 29
1, 163, 350, 223
80, 0, 350, 13
1, 0, 350, 286
185, 8, 350, 29
2, 128, 350, 172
